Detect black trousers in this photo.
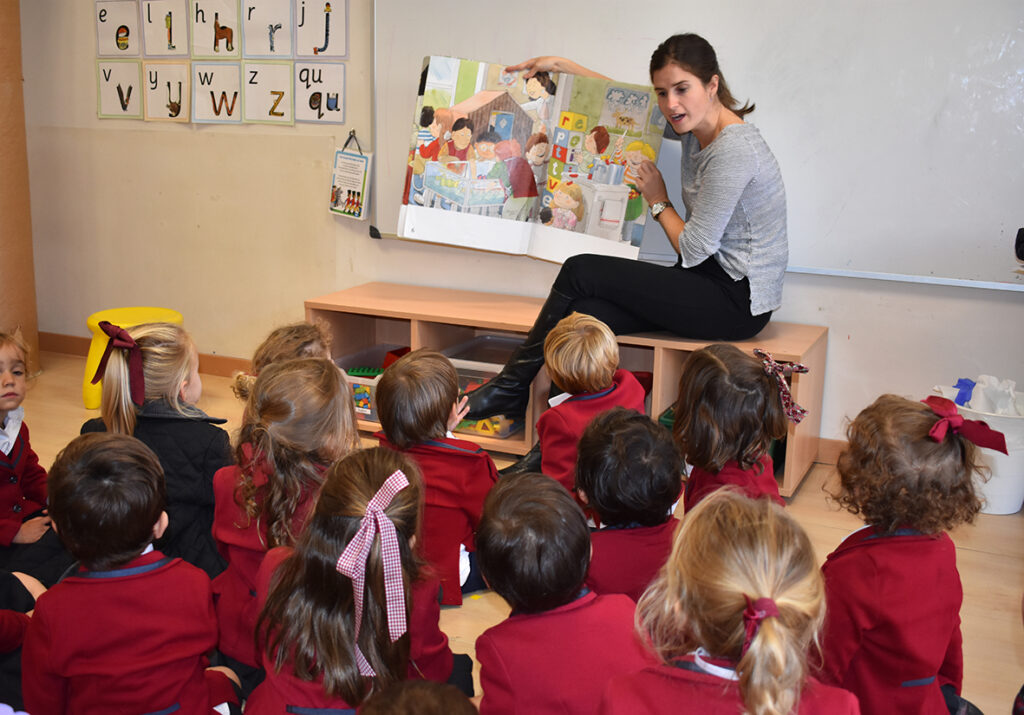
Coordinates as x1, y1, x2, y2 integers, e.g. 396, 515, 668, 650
551, 254, 771, 340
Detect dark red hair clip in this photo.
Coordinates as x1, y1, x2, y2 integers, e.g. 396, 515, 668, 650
91, 321, 145, 407
921, 396, 1007, 454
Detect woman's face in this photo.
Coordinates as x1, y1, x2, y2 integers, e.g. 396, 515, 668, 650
652, 63, 718, 136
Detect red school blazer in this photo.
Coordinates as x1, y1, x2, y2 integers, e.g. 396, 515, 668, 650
377, 432, 498, 605
818, 526, 963, 715
476, 590, 656, 715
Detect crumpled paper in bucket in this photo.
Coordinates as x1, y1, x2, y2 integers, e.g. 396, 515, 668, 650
945, 376, 1023, 416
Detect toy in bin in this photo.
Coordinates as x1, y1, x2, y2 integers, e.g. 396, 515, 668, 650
456, 373, 523, 439
335, 345, 410, 421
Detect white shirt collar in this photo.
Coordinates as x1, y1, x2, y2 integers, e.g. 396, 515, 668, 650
548, 391, 572, 408
0, 407, 25, 456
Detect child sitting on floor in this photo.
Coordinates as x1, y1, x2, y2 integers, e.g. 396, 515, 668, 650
601, 489, 859, 714
475, 472, 653, 715
502, 312, 645, 489
0, 331, 72, 587
22, 433, 240, 715
212, 357, 359, 677
231, 320, 331, 401
81, 321, 231, 578
248, 447, 460, 713
576, 406, 681, 601
818, 394, 1000, 715
674, 344, 800, 512
376, 349, 498, 605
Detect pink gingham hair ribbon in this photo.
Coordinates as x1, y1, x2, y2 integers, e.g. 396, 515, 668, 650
335, 469, 410, 677
753, 349, 809, 424
741, 595, 780, 657
921, 396, 1008, 454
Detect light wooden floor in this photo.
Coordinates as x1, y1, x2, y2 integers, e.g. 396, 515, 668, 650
24, 352, 1024, 712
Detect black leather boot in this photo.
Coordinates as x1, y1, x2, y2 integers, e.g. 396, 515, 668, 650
498, 441, 543, 477
464, 287, 573, 420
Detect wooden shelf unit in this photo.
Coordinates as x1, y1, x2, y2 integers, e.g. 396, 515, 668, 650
306, 282, 828, 497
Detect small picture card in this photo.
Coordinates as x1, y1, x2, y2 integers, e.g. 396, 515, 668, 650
140, 0, 190, 57
97, 60, 144, 118
242, 0, 294, 58
294, 0, 347, 60
190, 0, 241, 60
144, 60, 191, 121
192, 62, 242, 122
294, 61, 344, 124
95, 1, 141, 57
329, 148, 371, 220
242, 61, 294, 124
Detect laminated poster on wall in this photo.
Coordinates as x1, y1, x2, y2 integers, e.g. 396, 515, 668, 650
398, 55, 667, 264
330, 148, 372, 221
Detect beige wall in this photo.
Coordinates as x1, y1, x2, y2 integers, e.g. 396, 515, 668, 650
2, 0, 39, 371
20, 3, 1023, 440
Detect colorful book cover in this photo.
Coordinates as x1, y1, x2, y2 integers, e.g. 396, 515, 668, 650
398, 55, 666, 263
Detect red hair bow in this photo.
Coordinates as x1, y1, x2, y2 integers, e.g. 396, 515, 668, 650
741, 595, 779, 656
91, 321, 145, 406
921, 396, 1008, 454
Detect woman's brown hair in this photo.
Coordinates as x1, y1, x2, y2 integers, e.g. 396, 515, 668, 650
234, 357, 359, 549
638, 489, 823, 715
836, 394, 986, 534
649, 33, 755, 118
673, 344, 787, 473
256, 448, 423, 705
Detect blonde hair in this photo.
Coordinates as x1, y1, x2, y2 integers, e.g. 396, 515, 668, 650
544, 312, 618, 394
626, 141, 656, 161
556, 182, 585, 222
0, 330, 29, 366
233, 321, 331, 400
637, 489, 824, 715
235, 357, 359, 549
100, 322, 196, 435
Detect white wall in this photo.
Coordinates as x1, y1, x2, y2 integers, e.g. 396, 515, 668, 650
21, 2, 1023, 441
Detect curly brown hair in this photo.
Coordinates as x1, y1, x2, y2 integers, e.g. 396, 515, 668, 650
836, 394, 986, 534
232, 321, 331, 400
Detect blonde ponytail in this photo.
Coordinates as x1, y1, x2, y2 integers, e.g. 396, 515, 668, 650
637, 489, 823, 715
99, 322, 196, 434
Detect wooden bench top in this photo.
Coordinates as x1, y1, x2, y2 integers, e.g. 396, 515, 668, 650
306, 282, 827, 358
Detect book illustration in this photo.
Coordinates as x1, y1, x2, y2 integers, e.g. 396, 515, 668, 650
399, 55, 665, 262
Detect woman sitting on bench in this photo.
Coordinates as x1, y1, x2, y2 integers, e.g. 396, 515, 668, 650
466, 33, 788, 422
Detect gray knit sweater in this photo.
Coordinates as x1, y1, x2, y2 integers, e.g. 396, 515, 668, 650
676, 123, 787, 315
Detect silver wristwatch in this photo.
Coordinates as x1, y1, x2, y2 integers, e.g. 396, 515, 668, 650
650, 200, 673, 221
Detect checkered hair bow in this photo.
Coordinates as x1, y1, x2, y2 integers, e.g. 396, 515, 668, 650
335, 469, 410, 677
753, 349, 809, 424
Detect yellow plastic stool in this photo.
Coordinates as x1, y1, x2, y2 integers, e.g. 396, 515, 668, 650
83, 307, 184, 409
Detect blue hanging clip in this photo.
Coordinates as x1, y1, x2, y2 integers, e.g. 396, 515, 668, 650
953, 378, 976, 406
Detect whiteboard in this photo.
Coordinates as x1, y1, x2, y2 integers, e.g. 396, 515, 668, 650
373, 0, 1024, 288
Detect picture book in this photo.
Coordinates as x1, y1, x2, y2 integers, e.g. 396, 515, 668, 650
397, 55, 666, 263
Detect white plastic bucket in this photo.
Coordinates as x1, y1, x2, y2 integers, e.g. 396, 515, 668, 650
960, 406, 1024, 515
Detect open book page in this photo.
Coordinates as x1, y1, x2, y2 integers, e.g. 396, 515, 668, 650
398, 55, 666, 263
